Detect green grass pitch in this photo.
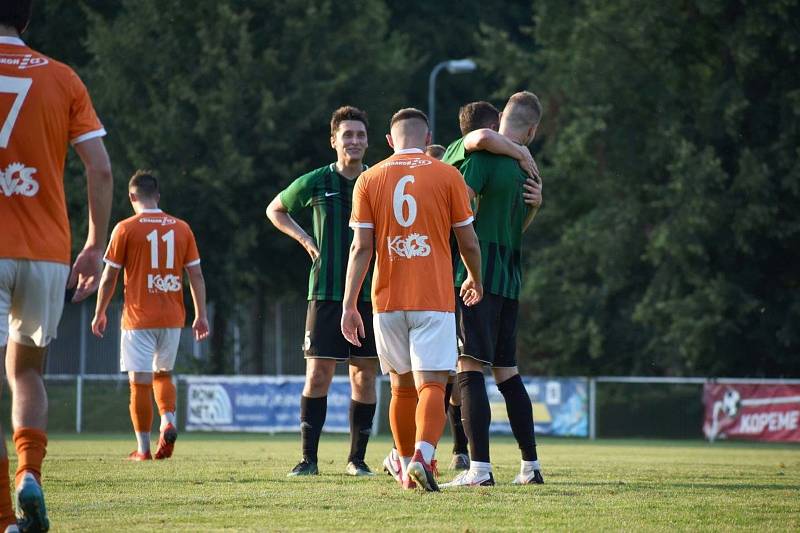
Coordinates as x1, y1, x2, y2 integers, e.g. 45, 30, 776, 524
36, 434, 799, 531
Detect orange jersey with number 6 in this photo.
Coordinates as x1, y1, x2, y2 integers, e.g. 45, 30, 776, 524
350, 149, 473, 313
0, 37, 106, 264
104, 210, 200, 330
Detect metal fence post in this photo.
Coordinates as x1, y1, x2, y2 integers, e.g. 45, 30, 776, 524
275, 301, 283, 376
589, 377, 596, 440
76, 302, 88, 433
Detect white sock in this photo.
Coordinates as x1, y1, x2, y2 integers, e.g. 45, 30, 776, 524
136, 432, 150, 453
521, 460, 541, 472
470, 460, 492, 474
400, 456, 411, 478
160, 412, 176, 431
415, 441, 436, 463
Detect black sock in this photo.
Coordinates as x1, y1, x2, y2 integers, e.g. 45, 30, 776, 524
497, 374, 538, 461
458, 371, 491, 463
448, 404, 469, 455
300, 395, 327, 463
444, 382, 453, 411
347, 399, 376, 463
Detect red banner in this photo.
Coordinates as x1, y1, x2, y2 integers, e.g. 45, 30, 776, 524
703, 383, 800, 442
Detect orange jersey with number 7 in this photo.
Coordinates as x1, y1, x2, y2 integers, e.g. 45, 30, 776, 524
104, 210, 200, 330
350, 149, 474, 313
0, 37, 106, 264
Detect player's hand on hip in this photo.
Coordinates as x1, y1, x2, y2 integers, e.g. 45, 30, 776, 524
193, 316, 210, 341
91, 313, 106, 338
68, 246, 104, 302
460, 277, 483, 306
341, 307, 364, 347
522, 174, 542, 208
302, 237, 321, 261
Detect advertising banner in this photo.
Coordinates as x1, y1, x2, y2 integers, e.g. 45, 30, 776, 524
185, 376, 352, 433
703, 383, 800, 442
486, 377, 588, 437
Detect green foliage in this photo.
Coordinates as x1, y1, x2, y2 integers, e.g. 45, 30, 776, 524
480, 0, 800, 376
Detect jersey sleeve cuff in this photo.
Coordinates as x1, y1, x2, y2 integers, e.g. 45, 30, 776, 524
185, 259, 201, 267
349, 222, 374, 229
452, 216, 474, 228
70, 128, 107, 146
103, 258, 122, 269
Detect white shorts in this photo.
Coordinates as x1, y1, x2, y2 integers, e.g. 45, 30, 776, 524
373, 311, 457, 375
0, 259, 69, 347
120, 328, 181, 372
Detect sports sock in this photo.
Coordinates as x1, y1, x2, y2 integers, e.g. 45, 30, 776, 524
347, 400, 376, 463
469, 460, 492, 475
444, 382, 453, 411
414, 441, 436, 464
497, 374, 538, 461
129, 382, 153, 452
448, 404, 469, 455
415, 382, 446, 453
300, 395, 327, 463
521, 459, 541, 472
0, 457, 13, 528
389, 386, 417, 458
458, 371, 491, 463
153, 373, 177, 431
13, 427, 47, 487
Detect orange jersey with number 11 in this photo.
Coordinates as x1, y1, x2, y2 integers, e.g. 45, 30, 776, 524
104, 210, 200, 330
350, 149, 473, 313
0, 37, 106, 264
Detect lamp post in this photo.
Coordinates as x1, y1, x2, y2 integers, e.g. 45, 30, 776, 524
428, 58, 477, 143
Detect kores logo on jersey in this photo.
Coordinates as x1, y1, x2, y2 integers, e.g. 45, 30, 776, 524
0, 162, 38, 197
147, 274, 181, 293
388, 233, 431, 259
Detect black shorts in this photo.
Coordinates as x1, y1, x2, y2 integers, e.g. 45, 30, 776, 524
304, 300, 378, 360
456, 291, 518, 367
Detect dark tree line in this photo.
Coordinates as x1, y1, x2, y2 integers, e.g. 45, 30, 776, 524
26, 0, 799, 377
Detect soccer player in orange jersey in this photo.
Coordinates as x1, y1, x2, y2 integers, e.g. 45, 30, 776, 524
342, 108, 483, 491
0, 1, 113, 530
92, 171, 209, 462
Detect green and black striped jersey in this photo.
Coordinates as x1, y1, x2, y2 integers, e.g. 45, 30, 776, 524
454, 151, 529, 300
279, 164, 371, 302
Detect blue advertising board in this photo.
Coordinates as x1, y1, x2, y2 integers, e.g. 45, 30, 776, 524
185, 376, 353, 433
486, 377, 588, 437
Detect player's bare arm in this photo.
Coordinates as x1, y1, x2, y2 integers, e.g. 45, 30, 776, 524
186, 263, 210, 341
463, 128, 538, 179
91, 263, 120, 338
70, 137, 113, 302
266, 194, 320, 260
523, 176, 543, 231
453, 224, 483, 306
341, 227, 374, 347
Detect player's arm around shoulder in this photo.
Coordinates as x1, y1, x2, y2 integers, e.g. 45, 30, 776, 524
463, 128, 538, 179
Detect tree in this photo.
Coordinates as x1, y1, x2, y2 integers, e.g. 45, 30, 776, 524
479, 0, 800, 376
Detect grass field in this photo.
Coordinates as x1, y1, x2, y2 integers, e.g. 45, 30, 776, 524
36, 434, 799, 531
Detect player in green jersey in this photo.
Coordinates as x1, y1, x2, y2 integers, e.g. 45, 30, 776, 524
443, 91, 545, 488
267, 106, 378, 477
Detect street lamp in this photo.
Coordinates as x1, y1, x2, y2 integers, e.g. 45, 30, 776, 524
428, 58, 477, 143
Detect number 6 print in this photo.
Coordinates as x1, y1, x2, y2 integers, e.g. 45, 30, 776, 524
393, 175, 417, 227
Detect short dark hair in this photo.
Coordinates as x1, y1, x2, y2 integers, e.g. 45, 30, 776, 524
458, 101, 499, 135
425, 144, 446, 159
504, 91, 543, 129
330, 106, 368, 136
0, 0, 32, 34
390, 108, 429, 128
129, 170, 159, 200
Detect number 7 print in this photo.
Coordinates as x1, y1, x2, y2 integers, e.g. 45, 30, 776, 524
0, 75, 32, 148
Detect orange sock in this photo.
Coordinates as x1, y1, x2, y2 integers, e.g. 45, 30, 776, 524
129, 382, 153, 433
153, 373, 176, 416
389, 386, 417, 457
0, 457, 13, 528
13, 427, 47, 487
415, 382, 446, 447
